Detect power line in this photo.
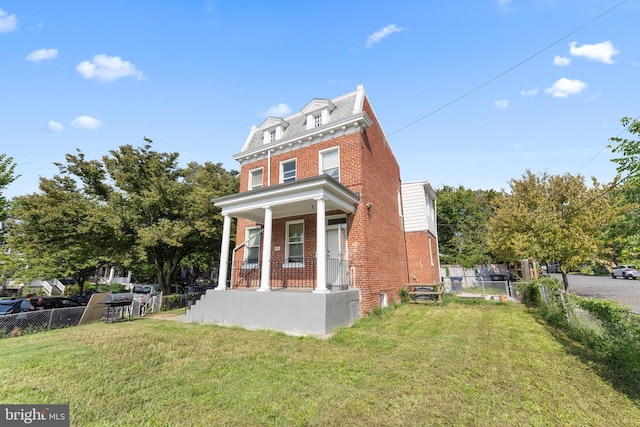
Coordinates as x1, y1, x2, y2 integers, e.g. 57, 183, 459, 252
576, 113, 640, 175
386, 0, 630, 139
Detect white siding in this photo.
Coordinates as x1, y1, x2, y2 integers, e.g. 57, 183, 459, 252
401, 181, 437, 236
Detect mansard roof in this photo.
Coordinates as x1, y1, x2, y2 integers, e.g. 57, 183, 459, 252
236, 85, 370, 162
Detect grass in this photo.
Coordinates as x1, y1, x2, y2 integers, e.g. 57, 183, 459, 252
1, 300, 639, 426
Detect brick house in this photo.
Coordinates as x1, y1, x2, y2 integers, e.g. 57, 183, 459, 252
182, 85, 440, 335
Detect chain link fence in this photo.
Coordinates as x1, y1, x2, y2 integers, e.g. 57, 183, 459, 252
1, 307, 87, 338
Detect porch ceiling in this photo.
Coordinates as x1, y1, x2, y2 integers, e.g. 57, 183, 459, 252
213, 175, 360, 223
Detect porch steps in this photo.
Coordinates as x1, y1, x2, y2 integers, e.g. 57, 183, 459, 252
407, 283, 443, 304
182, 289, 215, 323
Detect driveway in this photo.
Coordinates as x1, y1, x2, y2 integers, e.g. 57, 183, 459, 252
552, 273, 640, 314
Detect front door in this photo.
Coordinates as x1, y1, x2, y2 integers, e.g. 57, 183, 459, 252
326, 225, 348, 289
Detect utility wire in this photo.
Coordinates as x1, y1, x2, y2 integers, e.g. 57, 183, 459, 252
386, 0, 630, 139
576, 113, 640, 175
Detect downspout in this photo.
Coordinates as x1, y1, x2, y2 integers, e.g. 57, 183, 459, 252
399, 182, 411, 285
434, 198, 442, 282
267, 149, 271, 187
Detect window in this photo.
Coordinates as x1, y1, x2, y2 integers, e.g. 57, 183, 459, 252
320, 147, 339, 180
281, 159, 296, 183
269, 129, 276, 143
245, 227, 261, 264
286, 221, 304, 264
249, 168, 263, 190
314, 114, 322, 127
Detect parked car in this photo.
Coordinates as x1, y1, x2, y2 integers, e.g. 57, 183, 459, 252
70, 289, 105, 305
611, 265, 640, 280
29, 296, 83, 309
170, 284, 186, 295
0, 298, 23, 315
131, 284, 162, 303
548, 262, 562, 273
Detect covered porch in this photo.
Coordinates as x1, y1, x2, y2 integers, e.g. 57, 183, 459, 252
214, 175, 360, 293
181, 175, 362, 336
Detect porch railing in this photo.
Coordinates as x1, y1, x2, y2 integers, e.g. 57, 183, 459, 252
228, 257, 350, 291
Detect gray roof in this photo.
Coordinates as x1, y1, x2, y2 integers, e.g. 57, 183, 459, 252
238, 86, 364, 155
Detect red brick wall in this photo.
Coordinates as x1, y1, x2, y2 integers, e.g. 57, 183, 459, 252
233, 94, 409, 315
405, 230, 440, 284
353, 97, 408, 313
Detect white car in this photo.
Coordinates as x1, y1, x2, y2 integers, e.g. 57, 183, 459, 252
611, 265, 640, 280
131, 284, 162, 303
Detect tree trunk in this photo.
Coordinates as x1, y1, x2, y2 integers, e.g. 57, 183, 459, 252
561, 271, 569, 292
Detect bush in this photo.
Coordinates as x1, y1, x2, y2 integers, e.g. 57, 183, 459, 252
161, 294, 183, 311
399, 287, 410, 304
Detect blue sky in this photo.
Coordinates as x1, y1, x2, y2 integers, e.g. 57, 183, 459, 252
1, 0, 639, 199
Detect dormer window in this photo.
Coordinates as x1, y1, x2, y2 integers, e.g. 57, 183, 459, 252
258, 117, 289, 145
301, 98, 335, 131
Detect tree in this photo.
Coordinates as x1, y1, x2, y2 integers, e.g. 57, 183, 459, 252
487, 170, 617, 291
436, 185, 497, 267
9, 175, 113, 292
58, 139, 239, 293
0, 154, 18, 221
608, 116, 640, 262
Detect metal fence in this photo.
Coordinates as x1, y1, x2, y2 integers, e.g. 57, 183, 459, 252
444, 275, 515, 299
132, 294, 162, 317
229, 257, 350, 290
0, 307, 87, 338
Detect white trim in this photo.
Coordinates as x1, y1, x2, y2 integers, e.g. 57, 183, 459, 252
284, 219, 304, 267
244, 226, 261, 265
319, 146, 340, 181
248, 167, 263, 190
280, 158, 297, 183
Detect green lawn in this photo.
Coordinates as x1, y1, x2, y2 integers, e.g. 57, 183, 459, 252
1, 301, 638, 426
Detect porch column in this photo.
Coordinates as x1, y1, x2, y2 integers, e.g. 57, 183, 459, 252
314, 197, 328, 293
258, 206, 273, 292
217, 214, 232, 291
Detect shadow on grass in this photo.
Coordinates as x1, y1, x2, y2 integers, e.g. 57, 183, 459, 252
529, 310, 640, 408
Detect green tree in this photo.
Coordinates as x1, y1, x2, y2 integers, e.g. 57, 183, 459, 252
59, 139, 239, 293
0, 154, 18, 221
436, 185, 497, 267
608, 116, 640, 262
487, 170, 617, 291
9, 175, 112, 292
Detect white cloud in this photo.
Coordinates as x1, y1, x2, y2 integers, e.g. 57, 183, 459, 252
632, 60, 640, 67
47, 120, 64, 132
553, 55, 571, 66
497, 0, 512, 8
71, 116, 103, 130
25, 48, 59, 62
0, 9, 18, 33
520, 88, 539, 96
544, 77, 587, 98
494, 99, 509, 109
76, 54, 144, 82
512, 140, 538, 150
365, 24, 405, 48
569, 41, 619, 64
261, 103, 292, 117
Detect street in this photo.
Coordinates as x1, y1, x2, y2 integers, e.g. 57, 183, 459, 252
552, 273, 640, 314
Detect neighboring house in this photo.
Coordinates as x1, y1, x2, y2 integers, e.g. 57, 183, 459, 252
401, 181, 440, 284
183, 85, 439, 335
